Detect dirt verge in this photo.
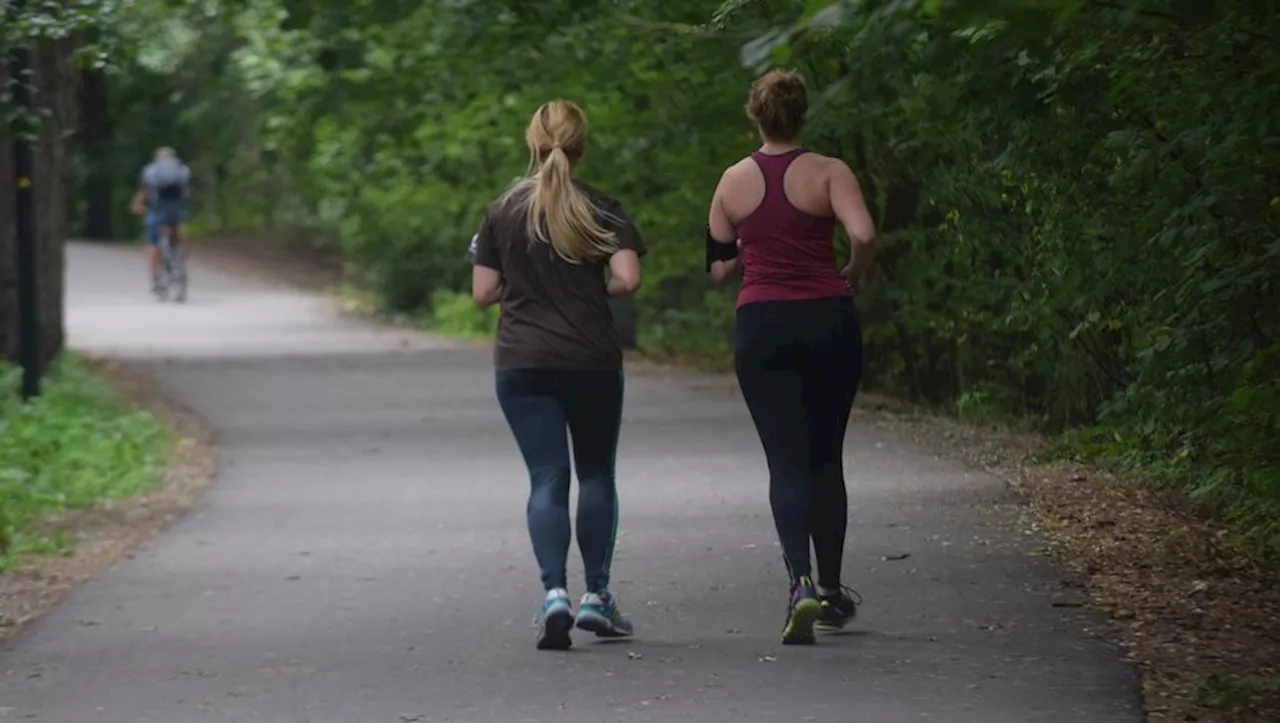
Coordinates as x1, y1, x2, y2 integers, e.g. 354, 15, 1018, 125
864, 401, 1280, 723
0, 359, 217, 644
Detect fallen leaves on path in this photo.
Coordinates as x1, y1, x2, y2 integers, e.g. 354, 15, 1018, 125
864, 395, 1280, 723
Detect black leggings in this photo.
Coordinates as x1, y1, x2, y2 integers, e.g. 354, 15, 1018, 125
735, 296, 862, 589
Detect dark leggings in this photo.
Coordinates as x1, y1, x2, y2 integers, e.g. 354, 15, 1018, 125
495, 369, 624, 593
734, 296, 862, 589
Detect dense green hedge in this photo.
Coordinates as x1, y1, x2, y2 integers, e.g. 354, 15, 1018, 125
84, 0, 1279, 560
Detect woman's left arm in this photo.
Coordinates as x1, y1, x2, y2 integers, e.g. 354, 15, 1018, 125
603, 200, 646, 297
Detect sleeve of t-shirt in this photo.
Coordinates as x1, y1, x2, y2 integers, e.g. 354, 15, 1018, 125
470, 207, 502, 272
605, 199, 646, 258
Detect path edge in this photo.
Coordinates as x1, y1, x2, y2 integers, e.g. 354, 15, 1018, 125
0, 356, 218, 644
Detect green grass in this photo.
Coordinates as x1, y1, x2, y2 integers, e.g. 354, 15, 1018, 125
0, 356, 170, 570
338, 285, 497, 340
338, 283, 436, 329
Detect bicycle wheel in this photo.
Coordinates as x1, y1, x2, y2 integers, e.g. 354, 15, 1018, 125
162, 234, 175, 301
170, 245, 187, 303
153, 234, 170, 302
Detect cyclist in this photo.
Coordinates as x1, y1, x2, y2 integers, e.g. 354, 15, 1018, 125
130, 146, 191, 293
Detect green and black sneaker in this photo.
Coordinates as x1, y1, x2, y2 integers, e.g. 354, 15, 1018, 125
816, 585, 862, 633
781, 576, 822, 645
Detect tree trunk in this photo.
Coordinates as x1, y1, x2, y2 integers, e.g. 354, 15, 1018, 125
0, 62, 15, 365
0, 39, 79, 371
34, 39, 77, 370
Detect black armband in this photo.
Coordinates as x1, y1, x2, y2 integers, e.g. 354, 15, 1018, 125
704, 226, 738, 272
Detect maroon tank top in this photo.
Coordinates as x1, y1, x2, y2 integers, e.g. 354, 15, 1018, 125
735, 149, 848, 308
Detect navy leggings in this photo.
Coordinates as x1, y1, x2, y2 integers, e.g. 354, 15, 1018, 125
734, 296, 862, 589
495, 369, 624, 593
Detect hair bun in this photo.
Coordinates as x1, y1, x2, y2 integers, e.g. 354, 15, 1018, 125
746, 69, 809, 142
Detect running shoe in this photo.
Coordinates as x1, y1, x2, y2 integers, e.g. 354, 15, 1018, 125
816, 585, 863, 632
536, 588, 575, 651
575, 591, 634, 638
781, 576, 822, 645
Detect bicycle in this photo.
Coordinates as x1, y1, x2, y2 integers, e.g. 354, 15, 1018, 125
152, 225, 188, 303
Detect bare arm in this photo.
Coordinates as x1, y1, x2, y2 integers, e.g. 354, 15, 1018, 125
472, 265, 503, 308
709, 239, 743, 283
469, 210, 506, 308
707, 170, 742, 283
131, 166, 149, 214
130, 185, 148, 215
829, 160, 877, 289
607, 249, 642, 296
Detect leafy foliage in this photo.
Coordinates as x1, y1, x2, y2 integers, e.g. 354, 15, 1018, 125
0, 0, 121, 68
65, 0, 1280, 561
0, 357, 169, 569
430, 290, 499, 341
733, 0, 1280, 561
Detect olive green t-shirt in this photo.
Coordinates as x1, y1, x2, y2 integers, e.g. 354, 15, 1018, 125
469, 181, 646, 371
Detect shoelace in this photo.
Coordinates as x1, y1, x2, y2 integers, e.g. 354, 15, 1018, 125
825, 585, 863, 607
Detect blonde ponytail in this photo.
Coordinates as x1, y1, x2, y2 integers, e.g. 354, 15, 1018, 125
518, 100, 619, 264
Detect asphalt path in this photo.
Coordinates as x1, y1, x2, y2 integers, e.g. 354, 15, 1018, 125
0, 242, 1144, 722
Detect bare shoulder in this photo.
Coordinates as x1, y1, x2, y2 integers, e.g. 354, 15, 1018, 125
814, 155, 859, 191
720, 157, 758, 183
811, 153, 852, 175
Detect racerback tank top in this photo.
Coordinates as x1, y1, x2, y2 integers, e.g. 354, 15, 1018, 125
735, 149, 848, 308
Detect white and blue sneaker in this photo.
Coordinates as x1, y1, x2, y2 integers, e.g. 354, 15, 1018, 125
575, 591, 634, 638
536, 588, 574, 650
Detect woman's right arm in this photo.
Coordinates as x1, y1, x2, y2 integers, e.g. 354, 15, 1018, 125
470, 208, 505, 308
472, 265, 504, 308
707, 169, 742, 283
828, 160, 877, 292
607, 250, 641, 296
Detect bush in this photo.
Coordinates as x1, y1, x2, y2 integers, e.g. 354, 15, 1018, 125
430, 289, 498, 340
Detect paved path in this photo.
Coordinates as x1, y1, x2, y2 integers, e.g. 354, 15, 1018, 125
0, 243, 1143, 722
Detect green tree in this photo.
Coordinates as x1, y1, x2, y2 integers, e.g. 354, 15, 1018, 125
69, 0, 1280, 559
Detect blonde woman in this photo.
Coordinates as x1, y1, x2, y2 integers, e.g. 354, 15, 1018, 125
470, 100, 644, 650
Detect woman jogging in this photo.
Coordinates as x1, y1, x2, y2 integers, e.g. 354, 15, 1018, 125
470, 99, 645, 651
706, 69, 877, 645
